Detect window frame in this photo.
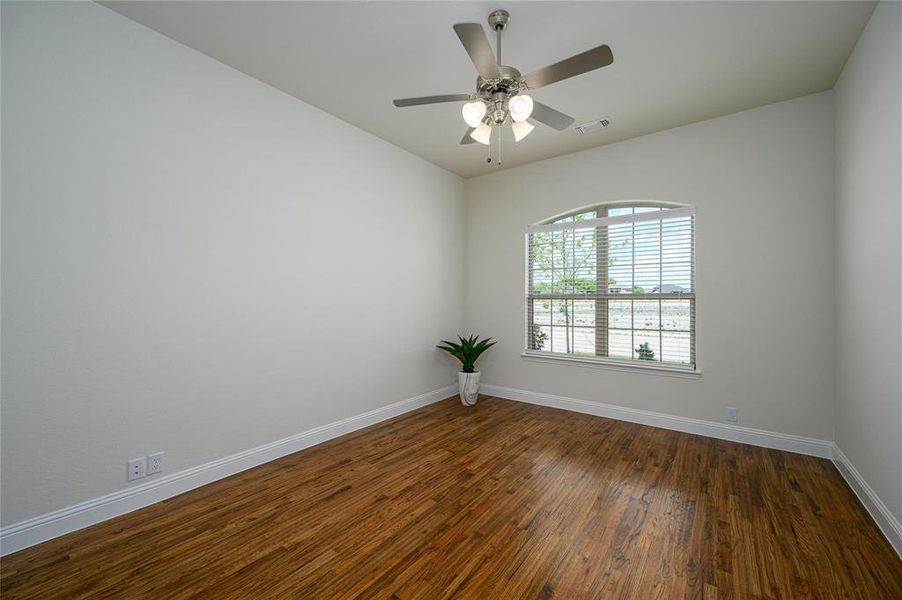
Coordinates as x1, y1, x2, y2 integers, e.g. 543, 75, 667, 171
524, 201, 699, 375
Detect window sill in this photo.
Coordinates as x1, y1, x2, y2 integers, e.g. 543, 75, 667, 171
520, 352, 702, 379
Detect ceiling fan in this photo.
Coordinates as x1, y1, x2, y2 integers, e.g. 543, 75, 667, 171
393, 9, 613, 156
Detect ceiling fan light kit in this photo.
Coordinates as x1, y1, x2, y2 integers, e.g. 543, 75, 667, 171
470, 122, 492, 145
511, 120, 535, 142
393, 9, 613, 166
509, 94, 534, 123
461, 101, 487, 128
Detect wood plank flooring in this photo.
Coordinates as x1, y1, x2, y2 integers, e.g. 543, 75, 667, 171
2, 396, 900, 598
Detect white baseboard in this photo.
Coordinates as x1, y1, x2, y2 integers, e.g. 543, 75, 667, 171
0, 385, 456, 557
481, 384, 834, 458
831, 444, 902, 558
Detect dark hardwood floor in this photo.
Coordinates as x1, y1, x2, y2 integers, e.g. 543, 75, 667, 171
2, 396, 900, 598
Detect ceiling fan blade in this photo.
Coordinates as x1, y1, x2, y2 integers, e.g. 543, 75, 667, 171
524, 44, 613, 89
453, 23, 501, 80
393, 94, 471, 107
460, 128, 476, 144
530, 101, 575, 131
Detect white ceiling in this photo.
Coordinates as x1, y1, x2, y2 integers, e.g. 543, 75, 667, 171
102, 1, 874, 178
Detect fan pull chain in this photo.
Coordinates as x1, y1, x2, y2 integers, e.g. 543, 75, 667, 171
495, 23, 502, 167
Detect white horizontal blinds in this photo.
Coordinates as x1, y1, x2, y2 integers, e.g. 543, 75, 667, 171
527, 211, 598, 356
605, 208, 695, 367
526, 205, 696, 368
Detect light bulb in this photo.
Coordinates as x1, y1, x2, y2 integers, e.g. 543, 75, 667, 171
470, 122, 492, 145
512, 120, 535, 142
461, 101, 487, 128
509, 94, 534, 123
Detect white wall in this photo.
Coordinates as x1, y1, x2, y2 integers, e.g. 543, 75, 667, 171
833, 1, 901, 525
0, 1, 464, 525
465, 92, 835, 440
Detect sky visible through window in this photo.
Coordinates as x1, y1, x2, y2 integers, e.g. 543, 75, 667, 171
527, 204, 694, 366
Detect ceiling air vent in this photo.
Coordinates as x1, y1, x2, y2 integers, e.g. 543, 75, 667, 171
575, 117, 613, 135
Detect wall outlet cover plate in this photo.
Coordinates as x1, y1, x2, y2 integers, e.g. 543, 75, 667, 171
127, 457, 146, 481
147, 452, 164, 475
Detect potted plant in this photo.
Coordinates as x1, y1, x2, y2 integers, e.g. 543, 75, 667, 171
437, 335, 496, 406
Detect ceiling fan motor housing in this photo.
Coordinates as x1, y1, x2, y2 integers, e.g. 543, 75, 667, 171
477, 65, 523, 95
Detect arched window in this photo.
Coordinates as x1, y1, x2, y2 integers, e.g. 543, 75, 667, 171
526, 202, 695, 370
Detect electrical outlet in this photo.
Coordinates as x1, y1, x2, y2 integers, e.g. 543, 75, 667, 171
726, 407, 738, 423
147, 452, 164, 475
127, 457, 146, 481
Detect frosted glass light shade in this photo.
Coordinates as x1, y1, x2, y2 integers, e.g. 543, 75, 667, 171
509, 95, 534, 123
512, 120, 535, 142
462, 101, 487, 128
470, 122, 492, 145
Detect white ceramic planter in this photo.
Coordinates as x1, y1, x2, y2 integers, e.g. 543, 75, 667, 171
458, 371, 480, 406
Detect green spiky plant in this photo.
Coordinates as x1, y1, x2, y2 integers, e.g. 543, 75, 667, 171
636, 342, 656, 361
437, 335, 496, 373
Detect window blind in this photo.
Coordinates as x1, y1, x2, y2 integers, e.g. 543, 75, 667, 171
526, 206, 696, 369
